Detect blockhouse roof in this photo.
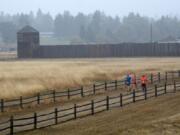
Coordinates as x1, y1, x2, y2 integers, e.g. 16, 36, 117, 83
18, 25, 39, 34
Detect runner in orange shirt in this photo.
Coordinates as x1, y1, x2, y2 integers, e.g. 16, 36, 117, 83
141, 74, 148, 92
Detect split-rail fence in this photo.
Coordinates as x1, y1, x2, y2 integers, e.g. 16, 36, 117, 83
0, 70, 179, 135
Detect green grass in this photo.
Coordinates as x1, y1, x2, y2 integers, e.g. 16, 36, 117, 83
40, 36, 71, 45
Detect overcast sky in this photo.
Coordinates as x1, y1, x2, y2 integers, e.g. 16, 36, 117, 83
0, 0, 179, 17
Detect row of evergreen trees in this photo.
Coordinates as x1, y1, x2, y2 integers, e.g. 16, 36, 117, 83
0, 9, 180, 44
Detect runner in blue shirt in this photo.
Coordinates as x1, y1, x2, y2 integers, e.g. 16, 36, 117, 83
125, 74, 132, 92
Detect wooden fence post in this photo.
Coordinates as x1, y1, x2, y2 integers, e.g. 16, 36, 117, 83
81, 86, 84, 97
172, 72, 174, 81
105, 81, 107, 91
20, 96, 23, 109
37, 93, 40, 105
74, 104, 77, 119
1, 99, 4, 112
155, 85, 157, 97
144, 88, 147, 100
93, 84, 96, 95
174, 81, 176, 93
165, 72, 168, 81
91, 100, 94, 115
115, 80, 118, 90
34, 112, 37, 129
106, 96, 109, 110
133, 90, 136, 103
120, 94, 123, 107
164, 83, 167, 94
53, 90, 56, 102
67, 89, 70, 99
10, 116, 14, 135
55, 108, 58, 125
151, 73, 153, 84
158, 72, 161, 83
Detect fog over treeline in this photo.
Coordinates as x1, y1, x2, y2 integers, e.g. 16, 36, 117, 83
0, 9, 180, 45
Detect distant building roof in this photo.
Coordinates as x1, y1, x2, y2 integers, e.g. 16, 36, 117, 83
18, 25, 39, 34
40, 32, 54, 37
158, 36, 180, 43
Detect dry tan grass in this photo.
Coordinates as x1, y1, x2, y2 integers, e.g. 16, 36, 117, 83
0, 58, 179, 99
19, 92, 180, 135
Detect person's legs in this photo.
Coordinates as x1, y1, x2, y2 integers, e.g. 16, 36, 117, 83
142, 84, 145, 92
129, 84, 132, 92
125, 84, 128, 91
133, 83, 137, 90
127, 83, 131, 92
144, 84, 147, 91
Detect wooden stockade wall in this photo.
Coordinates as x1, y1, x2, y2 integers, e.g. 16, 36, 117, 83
17, 26, 180, 58
0, 71, 179, 113
34, 43, 180, 58
0, 71, 180, 135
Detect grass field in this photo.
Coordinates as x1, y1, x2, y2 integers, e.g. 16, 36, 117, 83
0, 58, 179, 99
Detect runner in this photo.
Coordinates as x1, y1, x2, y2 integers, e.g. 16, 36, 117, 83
131, 73, 137, 90
125, 73, 132, 92
140, 74, 148, 92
